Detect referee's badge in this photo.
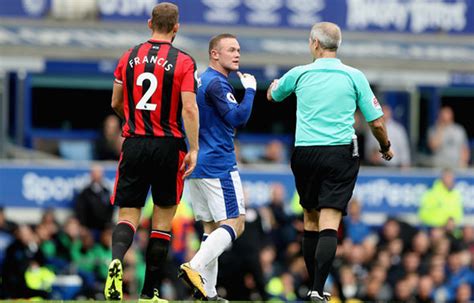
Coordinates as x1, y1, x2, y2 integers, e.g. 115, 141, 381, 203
226, 92, 237, 103
372, 96, 381, 109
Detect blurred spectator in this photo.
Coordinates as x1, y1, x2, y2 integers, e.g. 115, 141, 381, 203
40, 208, 59, 236
1, 225, 50, 299
415, 275, 435, 303
219, 206, 269, 301
266, 183, 296, 260
266, 272, 297, 301
388, 251, 421, 287
94, 226, 113, 282
121, 246, 146, 299
378, 217, 401, 248
71, 227, 101, 298
365, 104, 411, 167
461, 226, 474, 253
393, 278, 416, 302
359, 276, 385, 301
428, 106, 470, 168
445, 250, 474, 300
0, 207, 16, 233
94, 115, 123, 160
51, 216, 82, 273
74, 165, 113, 232
343, 199, 373, 244
259, 140, 285, 163
455, 282, 472, 303
418, 169, 463, 227
338, 265, 359, 300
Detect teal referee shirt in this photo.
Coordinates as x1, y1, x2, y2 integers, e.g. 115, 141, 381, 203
271, 58, 383, 146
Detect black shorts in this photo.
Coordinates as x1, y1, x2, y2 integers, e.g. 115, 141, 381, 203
291, 145, 360, 215
111, 137, 187, 208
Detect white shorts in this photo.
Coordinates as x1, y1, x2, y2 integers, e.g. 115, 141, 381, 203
187, 171, 246, 222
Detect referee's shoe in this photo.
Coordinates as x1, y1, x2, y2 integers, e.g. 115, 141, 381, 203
178, 262, 207, 300
309, 290, 331, 302
104, 259, 123, 300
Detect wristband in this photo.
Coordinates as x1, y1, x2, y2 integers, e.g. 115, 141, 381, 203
380, 140, 391, 153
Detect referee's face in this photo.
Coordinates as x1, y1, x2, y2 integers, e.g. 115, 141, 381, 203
216, 38, 240, 72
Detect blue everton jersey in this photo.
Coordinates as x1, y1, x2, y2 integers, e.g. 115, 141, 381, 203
190, 67, 255, 178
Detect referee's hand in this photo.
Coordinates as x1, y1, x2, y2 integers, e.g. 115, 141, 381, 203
380, 149, 394, 161
267, 79, 278, 101
181, 150, 198, 178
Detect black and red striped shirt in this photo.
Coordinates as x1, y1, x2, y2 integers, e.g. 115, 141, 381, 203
114, 40, 197, 138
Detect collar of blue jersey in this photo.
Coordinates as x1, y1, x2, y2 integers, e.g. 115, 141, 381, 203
207, 66, 228, 78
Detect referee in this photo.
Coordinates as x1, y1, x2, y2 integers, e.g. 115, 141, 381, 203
267, 22, 393, 302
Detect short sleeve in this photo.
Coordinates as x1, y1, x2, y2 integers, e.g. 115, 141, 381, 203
207, 78, 237, 117
354, 71, 383, 122
271, 67, 301, 102
180, 55, 197, 93
113, 51, 129, 85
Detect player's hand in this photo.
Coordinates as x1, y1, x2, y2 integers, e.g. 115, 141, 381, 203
267, 79, 279, 101
237, 71, 257, 91
380, 148, 394, 161
181, 149, 198, 178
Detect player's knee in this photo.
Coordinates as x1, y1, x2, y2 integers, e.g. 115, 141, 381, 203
235, 215, 246, 237
318, 208, 342, 230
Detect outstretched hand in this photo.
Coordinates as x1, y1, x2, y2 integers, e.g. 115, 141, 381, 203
267, 79, 279, 101
237, 71, 257, 91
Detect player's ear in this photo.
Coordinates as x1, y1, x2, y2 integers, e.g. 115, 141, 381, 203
173, 23, 179, 34
210, 49, 219, 60
147, 19, 153, 31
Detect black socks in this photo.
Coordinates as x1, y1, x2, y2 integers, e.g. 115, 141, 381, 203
302, 230, 319, 286
112, 221, 136, 262
141, 230, 172, 298
312, 229, 338, 296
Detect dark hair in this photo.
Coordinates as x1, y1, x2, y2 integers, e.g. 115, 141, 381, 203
150, 2, 179, 33
208, 33, 237, 57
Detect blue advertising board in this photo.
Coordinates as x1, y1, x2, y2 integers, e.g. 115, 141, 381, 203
0, 0, 50, 17
1, 0, 473, 34
1, 164, 474, 220
96, 0, 474, 34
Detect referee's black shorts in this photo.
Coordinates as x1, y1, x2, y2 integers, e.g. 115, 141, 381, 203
291, 145, 360, 215
111, 137, 187, 208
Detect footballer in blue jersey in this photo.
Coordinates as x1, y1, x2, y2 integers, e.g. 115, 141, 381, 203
178, 33, 257, 301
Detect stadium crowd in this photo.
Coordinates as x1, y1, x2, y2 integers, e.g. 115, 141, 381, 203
0, 183, 473, 301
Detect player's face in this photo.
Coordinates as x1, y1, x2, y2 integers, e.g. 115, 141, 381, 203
216, 38, 240, 72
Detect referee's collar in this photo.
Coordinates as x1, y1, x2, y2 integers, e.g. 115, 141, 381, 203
313, 58, 341, 63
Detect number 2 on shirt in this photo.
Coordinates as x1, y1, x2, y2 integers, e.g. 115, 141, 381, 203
136, 72, 157, 111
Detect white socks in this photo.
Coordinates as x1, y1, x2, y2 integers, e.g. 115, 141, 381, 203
189, 225, 236, 296
202, 258, 218, 297
190, 225, 235, 271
